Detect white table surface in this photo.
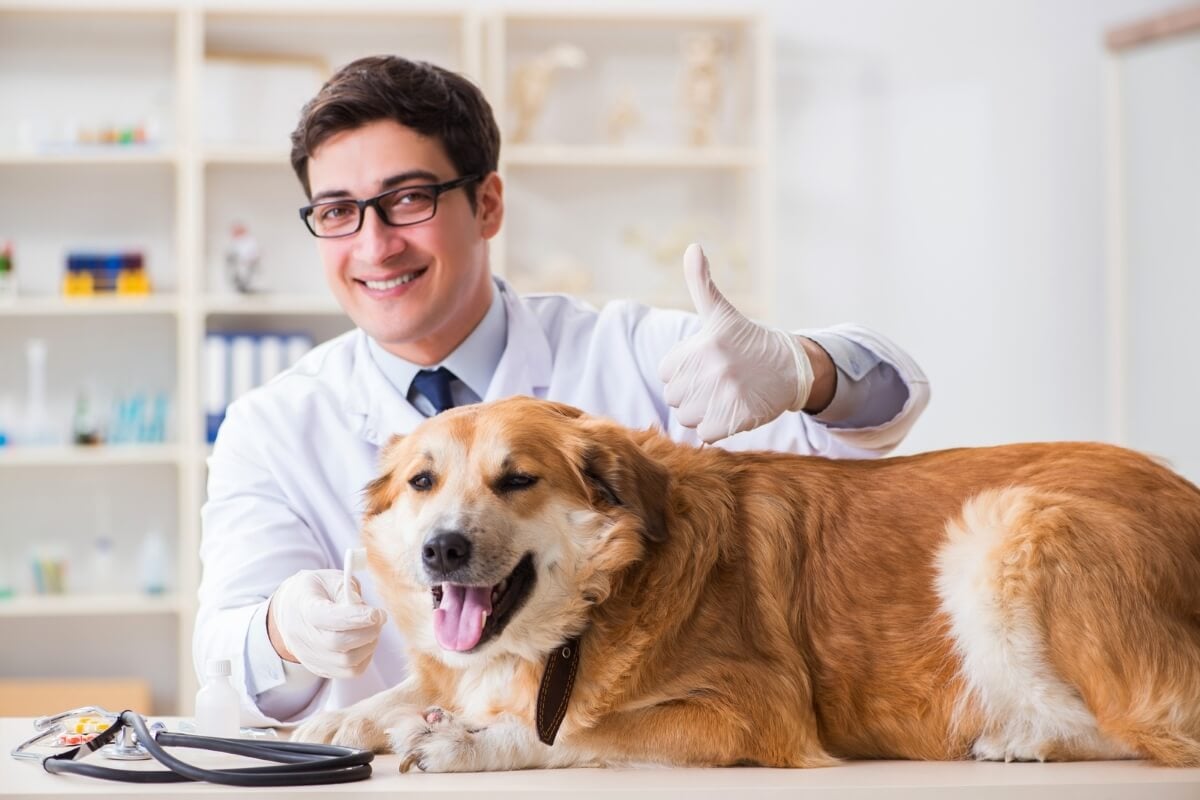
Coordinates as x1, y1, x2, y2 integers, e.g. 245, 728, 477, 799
4, 717, 1200, 799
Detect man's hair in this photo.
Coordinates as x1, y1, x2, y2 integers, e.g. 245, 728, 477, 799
289, 55, 500, 208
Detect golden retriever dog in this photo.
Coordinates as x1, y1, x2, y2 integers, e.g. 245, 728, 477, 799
291, 396, 1200, 771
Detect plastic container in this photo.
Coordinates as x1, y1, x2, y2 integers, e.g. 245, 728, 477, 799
194, 659, 240, 738
138, 529, 168, 595
89, 536, 116, 595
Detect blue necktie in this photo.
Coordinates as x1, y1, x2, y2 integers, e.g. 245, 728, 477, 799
411, 367, 456, 415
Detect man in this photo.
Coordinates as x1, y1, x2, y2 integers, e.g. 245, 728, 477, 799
195, 56, 930, 726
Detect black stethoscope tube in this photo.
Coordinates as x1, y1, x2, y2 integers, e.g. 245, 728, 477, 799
41, 710, 373, 786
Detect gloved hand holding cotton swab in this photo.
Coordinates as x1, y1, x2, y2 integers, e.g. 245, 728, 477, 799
267, 548, 387, 679
342, 547, 368, 606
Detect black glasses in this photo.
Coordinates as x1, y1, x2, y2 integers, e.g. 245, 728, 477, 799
299, 174, 480, 238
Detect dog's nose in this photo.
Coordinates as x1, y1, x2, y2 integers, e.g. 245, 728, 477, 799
422, 531, 472, 576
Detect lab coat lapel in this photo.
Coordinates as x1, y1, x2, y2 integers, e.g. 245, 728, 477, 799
485, 279, 553, 402
344, 330, 429, 447
344, 281, 553, 447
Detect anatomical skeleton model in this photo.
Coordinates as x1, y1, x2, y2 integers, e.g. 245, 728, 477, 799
509, 43, 588, 143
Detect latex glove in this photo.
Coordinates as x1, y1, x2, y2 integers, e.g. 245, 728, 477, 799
269, 569, 388, 679
658, 243, 814, 444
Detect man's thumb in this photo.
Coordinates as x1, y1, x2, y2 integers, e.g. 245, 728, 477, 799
682, 243, 734, 320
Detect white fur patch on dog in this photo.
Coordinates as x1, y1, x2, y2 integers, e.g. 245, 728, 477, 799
934, 487, 1132, 761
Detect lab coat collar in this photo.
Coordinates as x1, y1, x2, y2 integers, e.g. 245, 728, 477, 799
485, 278, 553, 402
346, 277, 553, 447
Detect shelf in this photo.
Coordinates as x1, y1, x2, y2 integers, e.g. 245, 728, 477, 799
0, 295, 180, 316
202, 146, 762, 171
0, 593, 180, 619
202, 294, 346, 316
552, 290, 760, 318
202, 147, 291, 166
0, 444, 182, 468
498, 8, 758, 24
0, 5, 769, 719
0, 149, 176, 166
504, 145, 761, 169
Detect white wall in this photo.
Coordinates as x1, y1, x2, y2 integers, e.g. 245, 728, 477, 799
759, 0, 1181, 453
1119, 31, 1200, 484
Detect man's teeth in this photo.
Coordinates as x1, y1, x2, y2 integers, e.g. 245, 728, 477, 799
364, 272, 420, 290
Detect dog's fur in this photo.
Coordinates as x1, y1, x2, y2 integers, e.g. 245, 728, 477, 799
291, 397, 1200, 771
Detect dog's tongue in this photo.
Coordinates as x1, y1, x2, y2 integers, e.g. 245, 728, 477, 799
434, 583, 492, 651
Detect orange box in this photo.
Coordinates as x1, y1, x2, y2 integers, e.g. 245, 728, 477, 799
0, 678, 152, 716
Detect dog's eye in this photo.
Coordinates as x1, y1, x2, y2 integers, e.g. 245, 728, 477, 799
497, 473, 538, 492
409, 472, 434, 491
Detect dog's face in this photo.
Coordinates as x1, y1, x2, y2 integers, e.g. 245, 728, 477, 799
362, 397, 669, 666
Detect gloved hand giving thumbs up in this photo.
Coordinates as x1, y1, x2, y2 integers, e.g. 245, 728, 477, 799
658, 243, 833, 444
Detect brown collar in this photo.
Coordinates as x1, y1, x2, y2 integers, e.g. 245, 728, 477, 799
536, 636, 582, 745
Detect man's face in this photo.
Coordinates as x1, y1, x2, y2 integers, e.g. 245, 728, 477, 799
307, 119, 503, 365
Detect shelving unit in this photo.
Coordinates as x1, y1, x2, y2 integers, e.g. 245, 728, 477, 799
0, 3, 770, 714
488, 10, 772, 317
0, 594, 181, 619
0, 295, 181, 316
0, 444, 182, 467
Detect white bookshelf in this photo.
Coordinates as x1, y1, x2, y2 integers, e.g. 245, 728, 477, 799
0, 593, 181, 619
0, 3, 771, 714
0, 444, 182, 467
201, 294, 346, 316
200, 147, 290, 166
489, 10, 773, 317
504, 144, 763, 169
0, 150, 178, 166
0, 295, 181, 316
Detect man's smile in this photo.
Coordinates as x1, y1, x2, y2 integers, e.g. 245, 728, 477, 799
356, 267, 428, 296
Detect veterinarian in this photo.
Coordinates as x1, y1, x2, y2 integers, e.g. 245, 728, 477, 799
195, 56, 931, 726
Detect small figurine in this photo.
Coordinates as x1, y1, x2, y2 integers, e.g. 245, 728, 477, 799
605, 88, 641, 145
510, 43, 587, 143
225, 222, 260, 294
680, 32, 723, 147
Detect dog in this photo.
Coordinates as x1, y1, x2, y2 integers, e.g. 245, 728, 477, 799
291, 396, 1200, 771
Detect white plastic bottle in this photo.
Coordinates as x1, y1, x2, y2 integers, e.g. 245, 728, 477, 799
194, 659, 241, 738
138, 529, 168, 596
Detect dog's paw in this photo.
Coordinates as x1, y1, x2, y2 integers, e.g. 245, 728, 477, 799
392, 707, 481, 773
290, 708, 390, 752
971, 732, 1049, 763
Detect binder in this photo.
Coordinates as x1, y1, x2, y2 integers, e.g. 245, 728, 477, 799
204, 334, 228, 444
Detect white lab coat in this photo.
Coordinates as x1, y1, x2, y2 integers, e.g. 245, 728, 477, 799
196, 281, 929, 724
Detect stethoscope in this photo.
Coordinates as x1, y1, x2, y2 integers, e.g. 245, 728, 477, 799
11, 706, 373, 786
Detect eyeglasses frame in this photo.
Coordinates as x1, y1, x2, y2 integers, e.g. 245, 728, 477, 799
298, 173, 482, 238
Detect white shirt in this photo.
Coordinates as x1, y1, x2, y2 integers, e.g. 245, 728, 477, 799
368, 279, 508, 413
196, 279, 930, 725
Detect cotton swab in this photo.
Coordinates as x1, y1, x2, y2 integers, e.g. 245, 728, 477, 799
341, 547, 368, 605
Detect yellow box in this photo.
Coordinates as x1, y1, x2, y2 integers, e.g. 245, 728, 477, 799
62, 270, 95, 296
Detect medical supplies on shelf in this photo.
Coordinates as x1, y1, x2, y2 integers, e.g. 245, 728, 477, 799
29, 546, 69, 595
62, 251, 151, 297
204, 331, 313, 443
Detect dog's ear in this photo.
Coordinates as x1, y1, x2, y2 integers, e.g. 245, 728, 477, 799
577, 421, 670, 544
363, 433, 406, 519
